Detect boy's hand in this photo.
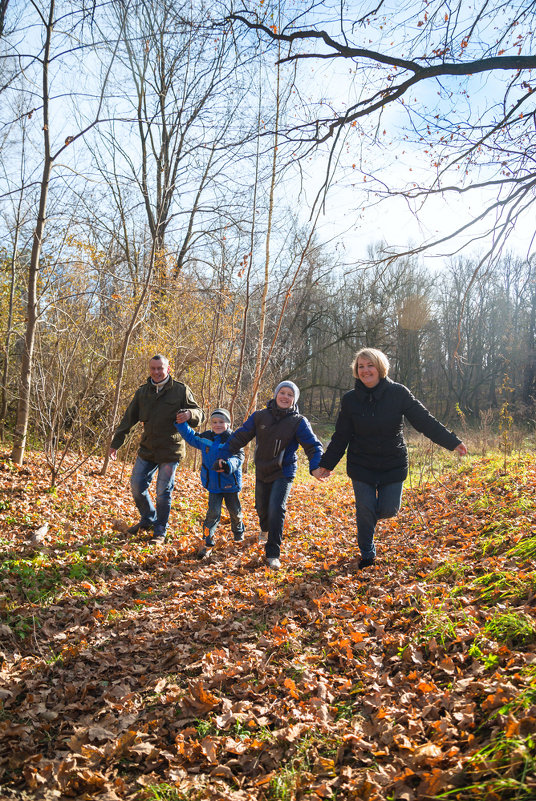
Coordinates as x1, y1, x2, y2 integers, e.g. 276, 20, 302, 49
212, 459, 230, 473
312, 467, 331, 481
176, 410, 191, 424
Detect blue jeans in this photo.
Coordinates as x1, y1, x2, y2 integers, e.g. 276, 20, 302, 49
351, 480, 403, 559
203, 492, 244, 544
255, 477, 293, 559
130, 457, 178, 536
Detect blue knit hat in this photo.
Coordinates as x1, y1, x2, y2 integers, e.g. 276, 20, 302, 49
274, 381, 300, 402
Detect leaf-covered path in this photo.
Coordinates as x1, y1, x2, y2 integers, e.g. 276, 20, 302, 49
1, 454, 535, 800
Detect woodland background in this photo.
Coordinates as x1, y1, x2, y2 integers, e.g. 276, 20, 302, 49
0, 0, 535, 479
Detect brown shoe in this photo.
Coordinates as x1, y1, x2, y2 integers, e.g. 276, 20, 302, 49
127, 522, 152, 535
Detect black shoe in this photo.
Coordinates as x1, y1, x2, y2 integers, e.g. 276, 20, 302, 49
358, 557, 376, 570
127, 522, 152, 535
233, 532, 245, 543
197, 544, 214, 559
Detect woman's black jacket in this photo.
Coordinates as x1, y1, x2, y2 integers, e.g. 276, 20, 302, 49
319, 378, 461, 485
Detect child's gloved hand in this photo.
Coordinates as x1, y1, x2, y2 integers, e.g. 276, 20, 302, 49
212, 459, 230, 473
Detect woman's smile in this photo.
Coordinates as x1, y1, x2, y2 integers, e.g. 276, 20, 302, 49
357, 359, 380, 388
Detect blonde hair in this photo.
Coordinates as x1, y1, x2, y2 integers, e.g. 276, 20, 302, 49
352, 348, 390, 379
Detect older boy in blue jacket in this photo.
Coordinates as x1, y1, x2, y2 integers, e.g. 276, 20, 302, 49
176, 408, 244, 558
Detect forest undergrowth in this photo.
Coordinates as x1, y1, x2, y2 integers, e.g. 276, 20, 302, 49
0, 451, 535, 800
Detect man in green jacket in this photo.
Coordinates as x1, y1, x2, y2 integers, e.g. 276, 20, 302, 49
109, 355, 204, 544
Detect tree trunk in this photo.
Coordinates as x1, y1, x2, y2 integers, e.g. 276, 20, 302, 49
11, 0, 54, 465
0, 215, 20, 440
101, 242, 157, 475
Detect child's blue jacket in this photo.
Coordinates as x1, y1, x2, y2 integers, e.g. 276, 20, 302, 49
175, 422, 243, 493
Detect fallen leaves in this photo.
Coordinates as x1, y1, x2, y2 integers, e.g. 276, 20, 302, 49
0, 452, 536, 799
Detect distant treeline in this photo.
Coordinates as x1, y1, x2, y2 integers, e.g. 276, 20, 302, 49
1, 243, 533, 466
260, 248, 536, 427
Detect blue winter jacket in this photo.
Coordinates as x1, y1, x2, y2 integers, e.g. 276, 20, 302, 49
175, 422, 243, 493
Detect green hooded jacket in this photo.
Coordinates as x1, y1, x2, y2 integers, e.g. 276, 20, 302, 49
111, 377, 204, 464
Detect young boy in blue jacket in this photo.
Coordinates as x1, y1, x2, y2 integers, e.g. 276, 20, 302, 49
176, 408, 244, 558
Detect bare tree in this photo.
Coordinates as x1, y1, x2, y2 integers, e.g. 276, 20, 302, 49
103, 0, 251, 284
0, 119, 29, 438
229, 3, 536, 262
5, 0, 124, 465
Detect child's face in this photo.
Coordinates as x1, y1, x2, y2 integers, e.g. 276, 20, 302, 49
275, 387, 295, 409
211, 416, 228, 434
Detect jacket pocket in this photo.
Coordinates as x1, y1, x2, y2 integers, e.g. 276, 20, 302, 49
255, 456, 284, 482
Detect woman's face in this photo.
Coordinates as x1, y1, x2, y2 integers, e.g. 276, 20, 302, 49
357, 358, 380, 388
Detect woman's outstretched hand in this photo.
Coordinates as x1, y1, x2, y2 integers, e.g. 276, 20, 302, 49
455, 443, 468, 456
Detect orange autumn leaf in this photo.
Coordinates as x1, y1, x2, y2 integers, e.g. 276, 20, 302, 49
283, 677, 299, 698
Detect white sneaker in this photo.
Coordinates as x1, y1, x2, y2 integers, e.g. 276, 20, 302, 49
266, 558, 281, 570
258, 531, 268, 544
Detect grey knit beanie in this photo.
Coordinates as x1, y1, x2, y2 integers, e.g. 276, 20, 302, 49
274, 381, 300, 402
210, 408, 231, 425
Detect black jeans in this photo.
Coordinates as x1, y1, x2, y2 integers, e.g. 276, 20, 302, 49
203, 492, 244, 544
255, 477, 293, 559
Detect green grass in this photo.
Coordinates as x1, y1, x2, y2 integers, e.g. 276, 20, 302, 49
438, 733, 536, 800
484, 611, 536, 647
269, 772, 299, 801
193, 717, 273, 741
142, 785, 204, 801
430, 561, 469, 582
267, 732, 340, 800
4, 612, 37, 639
473, 571, 533, 604
509, 536, 536, 562
467, 642, 499, 670
479, 529, 510, 556
416, 605, 460, 648
498, 685, 536, 717
1, 555, 63, 603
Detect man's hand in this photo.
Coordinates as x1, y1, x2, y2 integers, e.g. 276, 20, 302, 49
455, 442, 468, 456
176, 410, 192, 424
109, 448, 117, 461
312, 467, 331, 481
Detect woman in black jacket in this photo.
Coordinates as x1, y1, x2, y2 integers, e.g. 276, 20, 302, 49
318, 348, 467, 569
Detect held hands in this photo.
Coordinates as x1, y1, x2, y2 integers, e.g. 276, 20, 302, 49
109, 448, 117, 461
312, 467, 331, 482
176, 409, 192, 424
455, 443, 468, 456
